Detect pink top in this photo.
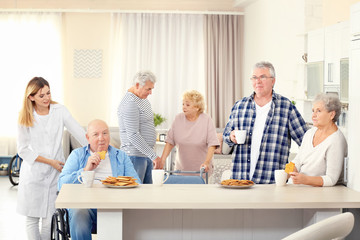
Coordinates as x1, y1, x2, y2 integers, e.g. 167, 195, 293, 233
166, 113, 219, 173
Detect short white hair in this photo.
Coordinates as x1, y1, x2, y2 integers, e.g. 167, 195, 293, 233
133, 71, 156, 86
314, 93, 342, 122
253, 61, 276, 78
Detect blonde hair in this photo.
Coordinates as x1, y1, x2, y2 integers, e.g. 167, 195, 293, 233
183, 90, 205, 113
18, 77, 57, 127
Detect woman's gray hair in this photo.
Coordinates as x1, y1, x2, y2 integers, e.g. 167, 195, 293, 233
133, 71, 157, 86
253, 61, 276, 78
314, 93, 342, 122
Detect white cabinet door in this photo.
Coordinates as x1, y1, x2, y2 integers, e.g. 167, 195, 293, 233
351, 2, 360, 36
307, 28, 324, 62
324, 24, 341, 85
340, 22, 350, 59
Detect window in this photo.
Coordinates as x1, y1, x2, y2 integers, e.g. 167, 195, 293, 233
0, 13, 62, 153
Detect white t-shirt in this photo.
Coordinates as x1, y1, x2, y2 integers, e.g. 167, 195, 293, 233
250, 101, 272, 179
91, 151, 112, 182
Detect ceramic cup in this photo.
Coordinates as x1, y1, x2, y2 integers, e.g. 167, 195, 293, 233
152, 169, 169, 186
234, 130, 247, 144
274, 170, 288, 186
78, 171, 95, 187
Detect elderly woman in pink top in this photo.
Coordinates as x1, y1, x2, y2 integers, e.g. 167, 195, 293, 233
159, 90, 219, 173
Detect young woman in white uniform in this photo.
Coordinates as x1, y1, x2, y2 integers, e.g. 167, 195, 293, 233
17, 77, 88, 240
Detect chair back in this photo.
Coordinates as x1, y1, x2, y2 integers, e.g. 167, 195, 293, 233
282, 212, 354, 240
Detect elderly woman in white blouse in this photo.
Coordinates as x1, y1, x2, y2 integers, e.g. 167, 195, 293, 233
288, 93, 347, 187
17, 77, 87, 240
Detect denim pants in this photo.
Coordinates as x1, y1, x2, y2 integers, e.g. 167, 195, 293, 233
128, 156, 153, 184
68, 208, 97, 240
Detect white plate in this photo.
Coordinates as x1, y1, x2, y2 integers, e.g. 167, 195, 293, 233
103, 184, 139, 189
220, 183, 255, 189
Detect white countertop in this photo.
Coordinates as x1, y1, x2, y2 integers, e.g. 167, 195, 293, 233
56, 184, 360, 210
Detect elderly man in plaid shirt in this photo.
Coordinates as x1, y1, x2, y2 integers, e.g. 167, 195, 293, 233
223, 61, 308, 184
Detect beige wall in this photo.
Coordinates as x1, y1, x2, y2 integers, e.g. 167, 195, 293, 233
242, 0, 306, 102
323, 0, 360, 26
62, 13, 111, 126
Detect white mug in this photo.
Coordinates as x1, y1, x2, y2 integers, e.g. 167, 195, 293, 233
274, 170, 288, 186
234, 130, 246, 144
78, 171, 95, 187
152, 169, 169, 186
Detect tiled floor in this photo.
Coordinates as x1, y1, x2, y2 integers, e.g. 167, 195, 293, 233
0, 176, 27, 240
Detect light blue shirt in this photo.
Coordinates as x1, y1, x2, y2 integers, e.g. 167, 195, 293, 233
58, 145, 141, 190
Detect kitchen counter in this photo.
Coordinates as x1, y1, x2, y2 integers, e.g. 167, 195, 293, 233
56, 183, 360, 209
56, 184, 360, 240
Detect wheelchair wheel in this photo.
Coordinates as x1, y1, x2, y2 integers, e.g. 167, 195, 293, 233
51, 209, 70, 240
8, 154, 22, 186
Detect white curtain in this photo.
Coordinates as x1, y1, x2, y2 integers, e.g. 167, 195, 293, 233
0, 12, 62, 155
109, 13, 205, 129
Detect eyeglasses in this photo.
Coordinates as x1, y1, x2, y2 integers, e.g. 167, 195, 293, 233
250, 76, 273, 81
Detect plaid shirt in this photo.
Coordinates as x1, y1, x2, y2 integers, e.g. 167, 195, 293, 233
223, 91, 308, 184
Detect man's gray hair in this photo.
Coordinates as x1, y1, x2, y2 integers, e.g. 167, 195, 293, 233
133, 71, 157, 86
314, 93, 342, 122
253, 61, 276, 78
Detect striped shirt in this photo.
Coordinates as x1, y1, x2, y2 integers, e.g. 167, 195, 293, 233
117, 91, 157, 160
223, 91, 308, 184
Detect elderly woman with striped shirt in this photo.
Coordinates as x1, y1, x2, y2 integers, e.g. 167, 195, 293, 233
117, 71, 162, 184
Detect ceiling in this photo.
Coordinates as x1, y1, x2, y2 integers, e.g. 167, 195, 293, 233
0, 0, 257, 13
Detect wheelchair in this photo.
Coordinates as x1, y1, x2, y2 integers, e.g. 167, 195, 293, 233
51, 208, 97, 240
8, 154, 22, 186
51, 209, 71, 240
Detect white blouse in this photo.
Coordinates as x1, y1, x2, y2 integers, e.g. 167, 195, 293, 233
17, 104, 87, 217
290, 127, 347, 187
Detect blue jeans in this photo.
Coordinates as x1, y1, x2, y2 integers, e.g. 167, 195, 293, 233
128, 156, 153, 184
68, 209, 97, 240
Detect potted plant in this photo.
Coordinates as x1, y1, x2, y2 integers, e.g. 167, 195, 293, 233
153, 113, 166, 128
154, 113, 167, 142
0, 163, 8, 176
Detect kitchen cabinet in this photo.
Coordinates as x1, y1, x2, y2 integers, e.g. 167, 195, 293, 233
340, 58, 349, 102
340, 23, 350, 59
307, 28, 324, 63
350, 2, 360, 36
305, 29, 324, 101
306, 21, 349, 101
324, 21, 349, 86
306, 62, 323, 100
